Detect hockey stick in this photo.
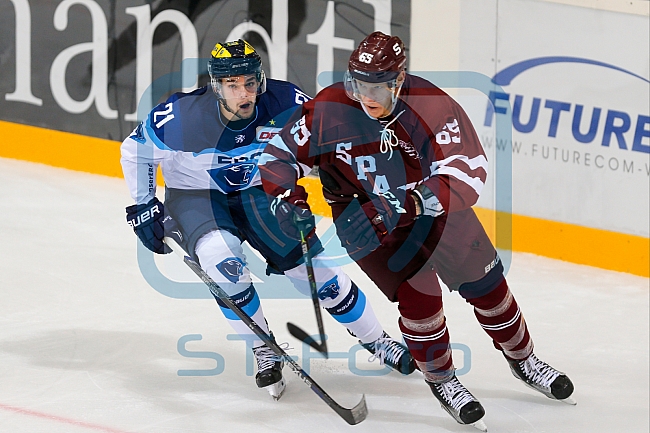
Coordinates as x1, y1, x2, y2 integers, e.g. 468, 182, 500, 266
286, 223, 328, 357
163, 237, 367, 425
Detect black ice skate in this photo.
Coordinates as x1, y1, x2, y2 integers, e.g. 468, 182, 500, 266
252, 344, 286, 400
359, 331, 416, 375
427, 375, 487, 432
507, 353, 576, 405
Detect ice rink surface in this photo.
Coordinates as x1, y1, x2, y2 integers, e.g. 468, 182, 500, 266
1, 157, 648, 433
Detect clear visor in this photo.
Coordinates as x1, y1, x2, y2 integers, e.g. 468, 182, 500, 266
211, 71, 267, 99
343, 70, 398, 102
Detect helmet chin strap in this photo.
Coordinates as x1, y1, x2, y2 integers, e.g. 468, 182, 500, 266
219, 98, 246, 120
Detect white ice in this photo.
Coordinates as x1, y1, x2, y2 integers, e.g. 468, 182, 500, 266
0, 157, 648, 433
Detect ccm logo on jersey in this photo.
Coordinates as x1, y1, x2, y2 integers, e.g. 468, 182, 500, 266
256, 126, 282, 142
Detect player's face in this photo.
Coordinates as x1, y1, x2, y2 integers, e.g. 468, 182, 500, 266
356, 80, 395, 118
219, 74, 259, 119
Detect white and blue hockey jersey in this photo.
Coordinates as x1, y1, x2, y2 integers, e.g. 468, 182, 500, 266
121, 79, 310, 204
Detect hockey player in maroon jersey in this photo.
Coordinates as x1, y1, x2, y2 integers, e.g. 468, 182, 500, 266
259, 32, 575, 430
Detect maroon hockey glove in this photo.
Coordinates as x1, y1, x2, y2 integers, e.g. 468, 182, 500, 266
336, 200, 387, 254
336, 192, 420, 255
269, 186, 316, 240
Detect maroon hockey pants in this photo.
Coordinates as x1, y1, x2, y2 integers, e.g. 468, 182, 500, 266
396, 278, 533, 383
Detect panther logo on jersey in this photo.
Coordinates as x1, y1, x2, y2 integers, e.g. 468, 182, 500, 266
317, 276, 341, 301
216, 257, 245, 283
208, 162, 258, 193
235, 134, 246, 144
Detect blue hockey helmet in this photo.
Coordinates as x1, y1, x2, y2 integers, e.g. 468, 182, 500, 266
208, 39, 267, 97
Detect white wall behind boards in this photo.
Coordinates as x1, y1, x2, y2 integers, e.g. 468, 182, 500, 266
411, 0, 650, 237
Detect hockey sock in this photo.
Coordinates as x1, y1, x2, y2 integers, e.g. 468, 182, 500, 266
214, 283, 271, 349
396, 281, 454, 382
325, 282, 383, 344
284, 255, 383, 344
462, 278, 533, 361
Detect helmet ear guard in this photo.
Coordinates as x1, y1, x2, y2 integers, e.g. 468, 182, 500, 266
208, 39, 266, 98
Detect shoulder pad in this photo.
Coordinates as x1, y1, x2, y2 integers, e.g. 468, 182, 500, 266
265, 79, 311, 108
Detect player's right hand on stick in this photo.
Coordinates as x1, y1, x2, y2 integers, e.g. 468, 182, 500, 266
270, 187, 316, 240
125, 197, 178, 254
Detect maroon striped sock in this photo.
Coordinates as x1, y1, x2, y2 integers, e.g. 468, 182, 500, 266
396, 281, 454, 382
467, 279, 534, 360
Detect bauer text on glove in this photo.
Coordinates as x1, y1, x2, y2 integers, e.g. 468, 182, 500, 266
125, 197, 178, 254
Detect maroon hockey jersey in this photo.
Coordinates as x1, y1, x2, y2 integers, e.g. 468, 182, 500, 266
259, 74, 494, 298
260, 74, 488, 222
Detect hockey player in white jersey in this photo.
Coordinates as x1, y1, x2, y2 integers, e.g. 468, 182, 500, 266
121, 40, 414, 400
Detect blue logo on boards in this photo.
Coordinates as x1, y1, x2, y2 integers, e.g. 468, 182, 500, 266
490, 56, 649, 87
484, 56, 649, 154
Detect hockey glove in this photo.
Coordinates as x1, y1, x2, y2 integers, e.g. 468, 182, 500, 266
270, 187, 316, 240
337, 191, 422, 254
126, 197, 179, 254
411, 184, 445, 218
336, 200, 386, 254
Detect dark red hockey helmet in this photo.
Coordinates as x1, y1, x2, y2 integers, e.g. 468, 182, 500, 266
347, 31, 406, 83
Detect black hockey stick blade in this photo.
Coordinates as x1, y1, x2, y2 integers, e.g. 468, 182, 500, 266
164, 236, 366, 425
287, 321, 328, 356
337, 393, 368, 425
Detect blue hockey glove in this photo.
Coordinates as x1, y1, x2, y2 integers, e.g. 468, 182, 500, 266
126, 197, 178, 254
270, 187, 316, 240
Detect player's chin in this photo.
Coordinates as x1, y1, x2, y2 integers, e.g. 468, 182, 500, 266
363, 105, 386, 117
237, 103, 255, 118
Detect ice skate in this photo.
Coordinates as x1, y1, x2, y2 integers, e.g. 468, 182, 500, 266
427, 374, 487, 431
359, 331, 416, 375
252, 344, 286, 400
507, 353, 576, 405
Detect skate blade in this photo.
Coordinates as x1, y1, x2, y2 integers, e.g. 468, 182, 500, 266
265, 377, 286, 401
560, 396, 577, 405
471, 419, 488, 432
